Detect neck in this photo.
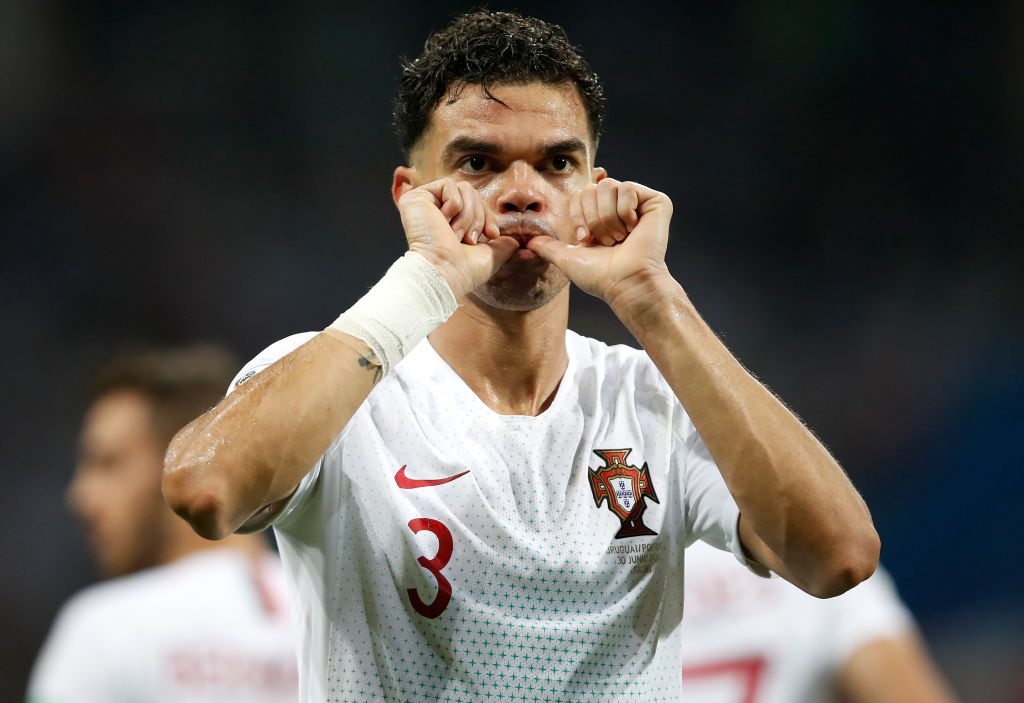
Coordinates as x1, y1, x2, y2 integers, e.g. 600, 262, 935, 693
428, 289, 570, 416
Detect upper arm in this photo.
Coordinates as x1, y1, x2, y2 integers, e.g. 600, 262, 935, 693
837, 632, 959, 703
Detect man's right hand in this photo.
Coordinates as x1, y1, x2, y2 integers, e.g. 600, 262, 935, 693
398, 178, 519, 299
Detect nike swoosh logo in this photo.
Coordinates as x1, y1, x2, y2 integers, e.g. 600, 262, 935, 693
394, 465, 470, 489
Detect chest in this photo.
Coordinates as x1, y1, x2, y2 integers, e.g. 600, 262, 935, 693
327, 402, 682, 620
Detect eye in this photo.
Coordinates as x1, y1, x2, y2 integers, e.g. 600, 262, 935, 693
548, 155, 574, 173
459, 155, 489, 174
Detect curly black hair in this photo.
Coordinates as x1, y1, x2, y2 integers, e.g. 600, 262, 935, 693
394, 10, 605, 158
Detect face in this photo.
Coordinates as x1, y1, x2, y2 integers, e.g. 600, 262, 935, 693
402, 82, 604, 311
67, 390, 169, 578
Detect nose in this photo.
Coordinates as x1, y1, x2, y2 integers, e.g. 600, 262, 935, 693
495, 162, 544, 214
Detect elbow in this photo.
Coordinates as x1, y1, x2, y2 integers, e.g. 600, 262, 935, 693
808, 526, 881, 598
162, 435, 234, 541
166, 485, 231, 540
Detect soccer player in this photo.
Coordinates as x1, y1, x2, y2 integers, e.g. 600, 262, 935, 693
681, 542, 959, 703
163, 11, 880, 701
28, 346, 297, 703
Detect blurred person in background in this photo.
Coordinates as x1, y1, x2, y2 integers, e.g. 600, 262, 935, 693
27, 345, 297, 703
681, 541, 958, 703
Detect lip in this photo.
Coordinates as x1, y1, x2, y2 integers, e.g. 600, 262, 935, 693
501, 228, 556, 265
498, 230, 551, 262
494, 217, 556, 266
507, 246, 540, 261
497, 214, 555, 245
501, 230, 548, 246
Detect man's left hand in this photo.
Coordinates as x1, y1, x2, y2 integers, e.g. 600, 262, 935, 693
526, 178, 674, 308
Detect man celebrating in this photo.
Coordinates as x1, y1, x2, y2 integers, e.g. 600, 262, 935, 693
164, 11, 879, 701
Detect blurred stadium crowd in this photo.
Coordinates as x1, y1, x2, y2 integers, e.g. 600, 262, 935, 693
1, 1, 1021, 700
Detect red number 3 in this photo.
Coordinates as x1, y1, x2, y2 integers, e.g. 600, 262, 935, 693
406, 518, 453, 619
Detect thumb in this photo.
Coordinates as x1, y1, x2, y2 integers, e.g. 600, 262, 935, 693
471, 235, 519, 274
525, 235, 585, 273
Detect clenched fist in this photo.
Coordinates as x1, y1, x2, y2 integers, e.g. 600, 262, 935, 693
398, 178, 519, 300
526, 178, 673, 305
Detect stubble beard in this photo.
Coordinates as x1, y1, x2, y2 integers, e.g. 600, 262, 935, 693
470, 214, 572, 312
469, 255, 570, 312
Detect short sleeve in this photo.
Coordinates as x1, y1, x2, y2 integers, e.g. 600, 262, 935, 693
229, 331, 324, 534
680, 427, 771, 577
823, 565, 916, 667
227, 332, 320, 394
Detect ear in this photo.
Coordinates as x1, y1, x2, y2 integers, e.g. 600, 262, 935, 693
392, 166, 418, 206
592, 166, 607, 184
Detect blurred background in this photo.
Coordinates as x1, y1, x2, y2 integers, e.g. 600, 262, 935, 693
1, 0, 1021, 699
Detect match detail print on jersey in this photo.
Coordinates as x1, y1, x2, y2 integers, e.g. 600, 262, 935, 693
588, 448, 660, 539
394, 464, 471, 489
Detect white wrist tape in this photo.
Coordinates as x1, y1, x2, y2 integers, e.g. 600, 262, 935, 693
327, 251, 457, 377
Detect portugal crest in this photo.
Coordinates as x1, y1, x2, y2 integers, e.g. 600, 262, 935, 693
588, 449, 660, 539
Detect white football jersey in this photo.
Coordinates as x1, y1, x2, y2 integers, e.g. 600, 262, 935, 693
680, 542, 914, 703
28, 549, 297, 703
235, 330, 760, 702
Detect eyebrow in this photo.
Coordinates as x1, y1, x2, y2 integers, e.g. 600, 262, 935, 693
442, 137, 501, 164
441, 136, 588, 164
541, 138, 587, 157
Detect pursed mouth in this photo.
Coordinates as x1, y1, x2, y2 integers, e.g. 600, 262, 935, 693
498, 215, 556, 248
506, 232, 546, 248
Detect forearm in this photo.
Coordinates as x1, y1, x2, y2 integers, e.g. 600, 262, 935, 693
163, 330, 379, 539
608, 269, 879, 596
164, 250, 463, 539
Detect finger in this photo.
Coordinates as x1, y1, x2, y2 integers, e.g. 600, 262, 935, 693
472, 234, 519, 272
617, 185, 640, 233
524, 234, 577, 271
449, 182, 477, 240
438, 179, 463, 224
482, 205, 500, 240
462, 182, 486, 244
584, 186, 616, 247
596, 182, 627, 242
569, 190, 589, 242
624, 180, 672, 218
